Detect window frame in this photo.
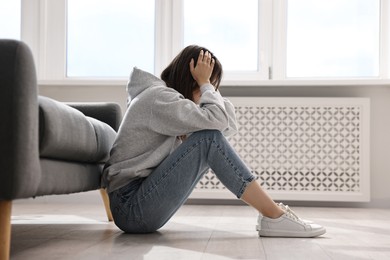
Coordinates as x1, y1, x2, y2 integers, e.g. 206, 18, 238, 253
20, 0, 390, 86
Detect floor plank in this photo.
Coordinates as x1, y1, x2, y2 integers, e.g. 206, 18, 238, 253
10, 202, 390, 260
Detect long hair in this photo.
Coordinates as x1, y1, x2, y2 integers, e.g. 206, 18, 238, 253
161, 45, 223, 101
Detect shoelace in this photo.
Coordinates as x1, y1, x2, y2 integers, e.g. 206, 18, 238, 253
278, 203, 305, 224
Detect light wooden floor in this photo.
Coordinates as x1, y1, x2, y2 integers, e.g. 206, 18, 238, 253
10, 201, 390, 260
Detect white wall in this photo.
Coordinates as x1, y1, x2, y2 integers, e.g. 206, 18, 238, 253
38, 84, 390, 208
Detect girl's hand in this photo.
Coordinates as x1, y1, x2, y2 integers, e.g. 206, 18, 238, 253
189, 50, 215, 87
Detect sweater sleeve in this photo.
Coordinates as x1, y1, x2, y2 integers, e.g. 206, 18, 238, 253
221, 97, 238, 137
200, 84, 238, 137
149, 84, 231, 136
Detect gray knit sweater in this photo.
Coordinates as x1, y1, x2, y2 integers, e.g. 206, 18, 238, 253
102, 67, 237, 193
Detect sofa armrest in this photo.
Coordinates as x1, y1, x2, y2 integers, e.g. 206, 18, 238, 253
0, 40, 41, 200
67, 103, 122, 131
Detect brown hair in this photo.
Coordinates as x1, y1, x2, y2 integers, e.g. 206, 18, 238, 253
161, 45, 223, 101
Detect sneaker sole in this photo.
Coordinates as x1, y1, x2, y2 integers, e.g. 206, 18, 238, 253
258, 228, 326, 238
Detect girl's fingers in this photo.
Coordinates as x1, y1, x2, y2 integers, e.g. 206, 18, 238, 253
198, 50, 213, 63
211, 58, 215, 69
189, 58, 195, 72
198, 50, 204, 64
198, 50, 213, 65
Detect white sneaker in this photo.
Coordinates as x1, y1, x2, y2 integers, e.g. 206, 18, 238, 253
256, 203, 313, 227
277, 203, 313, 224
256, 204, 326, 238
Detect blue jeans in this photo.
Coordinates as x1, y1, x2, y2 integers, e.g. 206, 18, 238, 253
109, 130, 255, 233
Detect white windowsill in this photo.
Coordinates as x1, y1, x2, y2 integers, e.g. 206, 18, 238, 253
38, 78, 390, 87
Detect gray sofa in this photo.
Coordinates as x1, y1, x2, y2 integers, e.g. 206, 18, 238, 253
0, 39, 122, 260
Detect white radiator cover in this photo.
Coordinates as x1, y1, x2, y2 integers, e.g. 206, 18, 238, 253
192, 97, 370, 202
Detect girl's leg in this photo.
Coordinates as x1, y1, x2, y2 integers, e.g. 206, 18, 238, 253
207, 132, 325, 237
240, 180, 284, 219
190, 131, 325, 238
110, 130, 283, 233
110, 130, 220, 233
198, 131, 283, 218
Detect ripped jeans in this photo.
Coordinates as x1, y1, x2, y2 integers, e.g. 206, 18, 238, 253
109, 130, 255, 233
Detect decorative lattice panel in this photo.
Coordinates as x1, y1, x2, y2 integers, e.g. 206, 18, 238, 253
192, 98, 370, 202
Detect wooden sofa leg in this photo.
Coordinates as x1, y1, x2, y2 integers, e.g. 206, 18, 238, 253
0, 200, 12, 260
99, 189, 113, 222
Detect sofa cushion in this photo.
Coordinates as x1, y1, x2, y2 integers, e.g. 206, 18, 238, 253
38, 96, 116, 163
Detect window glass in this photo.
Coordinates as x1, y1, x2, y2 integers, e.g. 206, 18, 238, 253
0, 0, 21, 39
287, 0, 380, 78
184, 0, 259, 72
67, 0, 155, 77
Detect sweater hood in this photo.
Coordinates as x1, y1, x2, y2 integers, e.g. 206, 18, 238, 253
127, 67, 165, 100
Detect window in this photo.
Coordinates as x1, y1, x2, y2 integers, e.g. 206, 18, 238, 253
286, 0, 380, 78
18, 0, 390, 84
0, 0, 21, 40
67, 0, 155, 77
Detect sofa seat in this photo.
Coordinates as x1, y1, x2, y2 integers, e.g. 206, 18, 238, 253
0, 39, 122, 260
39, 96, 116, 163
